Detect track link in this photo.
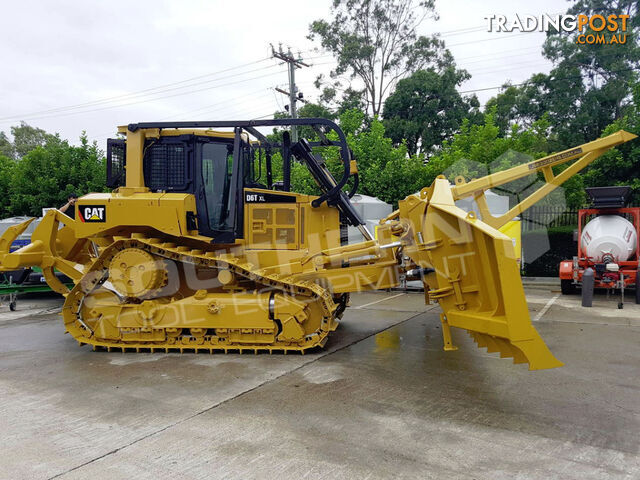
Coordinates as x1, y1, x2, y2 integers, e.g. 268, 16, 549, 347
62, 236, 339, 353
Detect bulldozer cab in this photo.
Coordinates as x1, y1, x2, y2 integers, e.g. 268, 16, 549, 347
107, 119, 370, 244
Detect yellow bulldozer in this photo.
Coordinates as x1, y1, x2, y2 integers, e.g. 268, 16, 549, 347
0, 119, 635, 369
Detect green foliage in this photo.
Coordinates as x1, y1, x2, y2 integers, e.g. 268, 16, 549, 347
0, 155, 16, 217
344, 110, 428, 205
424, 111, 550, 183
483, 0, 639, 208
308, 0, 448, 116
422, 111, 585, 208
484, 74, 551, 136
3, 129, 106, 217
270, 102, 336, 143
296, 102, 336, 121
302, 0, 639, 214
486, 1, 639, 149
0, 132, 14, 159
383, 68, 481, 156
289, 109, 429, 206
10, 121, 61, 159
583, 80, 640, 205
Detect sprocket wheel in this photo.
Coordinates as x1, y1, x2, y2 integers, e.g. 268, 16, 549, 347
108, 248, 167, 298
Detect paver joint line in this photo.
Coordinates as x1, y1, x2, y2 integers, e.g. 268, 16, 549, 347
533, 294, 560, 322
354, 292, 406, 309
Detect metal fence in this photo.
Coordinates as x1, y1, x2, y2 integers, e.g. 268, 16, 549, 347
521, 206, 578, 232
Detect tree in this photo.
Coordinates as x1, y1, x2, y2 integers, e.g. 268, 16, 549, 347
482, 0, 639, 207
269, 101, 337, 144
582, 80, 640, 205
290, 109, 430, 206
318, 86, 368, 116
0, 132, 14, 159
486, 0, 639, 148
9, 133, 106, 216
383, 67, 481, 156
308, 0, 449, 116
544, 0, 639, 118
485, 74, 550, 135
422, 111, 585, 208
296, 102, 336, 121
10, 121, 60, 158
0, 155, 15, 217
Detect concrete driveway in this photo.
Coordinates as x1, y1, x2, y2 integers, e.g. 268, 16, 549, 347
0, 289, 638, 479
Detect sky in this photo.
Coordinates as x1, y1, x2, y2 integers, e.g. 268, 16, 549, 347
0, 0, 565, 147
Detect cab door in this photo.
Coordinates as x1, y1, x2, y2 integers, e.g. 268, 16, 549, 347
195, 137, 238, 243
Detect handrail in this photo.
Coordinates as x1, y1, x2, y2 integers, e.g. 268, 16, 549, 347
127, 118, 352, 208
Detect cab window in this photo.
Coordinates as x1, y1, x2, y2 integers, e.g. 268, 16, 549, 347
201, 143, 234, 231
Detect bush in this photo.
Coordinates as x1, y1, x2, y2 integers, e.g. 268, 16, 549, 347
7, 134, 105, 217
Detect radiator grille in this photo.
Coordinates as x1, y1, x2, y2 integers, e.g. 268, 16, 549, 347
106, 139, 126, 188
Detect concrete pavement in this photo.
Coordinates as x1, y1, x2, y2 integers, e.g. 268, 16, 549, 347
0, 289, 638, 479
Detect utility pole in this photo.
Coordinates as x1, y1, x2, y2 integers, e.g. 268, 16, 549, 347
271, 44, 309, 143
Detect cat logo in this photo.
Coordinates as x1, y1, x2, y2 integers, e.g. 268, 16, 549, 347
79, 205, 107, 223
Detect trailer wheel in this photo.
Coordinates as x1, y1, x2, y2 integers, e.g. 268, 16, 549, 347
561, 279, 577, 295
9, 300, 17, 311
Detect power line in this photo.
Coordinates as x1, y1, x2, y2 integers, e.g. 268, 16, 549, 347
435, 10, 565, 38
470, 62, 551, 78
158, 89, 274, 121
223, 98, 280, 118
0, 69, 287, 125
272, 87, 285, 112
250, 112, 277, 120
271, 44, 309, 143
0, 57, 273, 122
301, 46, 635, 103
298, 48, 551, 73
68, 62, 640, 145
460, 50, 541, 66
459, 65, 640, 95
187, 96, 277, 120
88, 93, 280, 142
89, 90, 268, 138
448, 31, 541, 48
0, 63, 282, 124
455, 45, 541, 62
437, 26, 486, 37
471, 59, 551, 75
30, 39, 639, 142
466, 47, 639, 77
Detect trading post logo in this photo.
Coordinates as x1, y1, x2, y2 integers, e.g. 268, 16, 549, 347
485, 14, 630, 45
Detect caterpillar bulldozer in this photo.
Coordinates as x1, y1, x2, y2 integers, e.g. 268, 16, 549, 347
0, 119, 635, 370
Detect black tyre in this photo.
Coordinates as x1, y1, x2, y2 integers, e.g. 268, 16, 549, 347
561, 279, 576, 295
9, 300, 17, 311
